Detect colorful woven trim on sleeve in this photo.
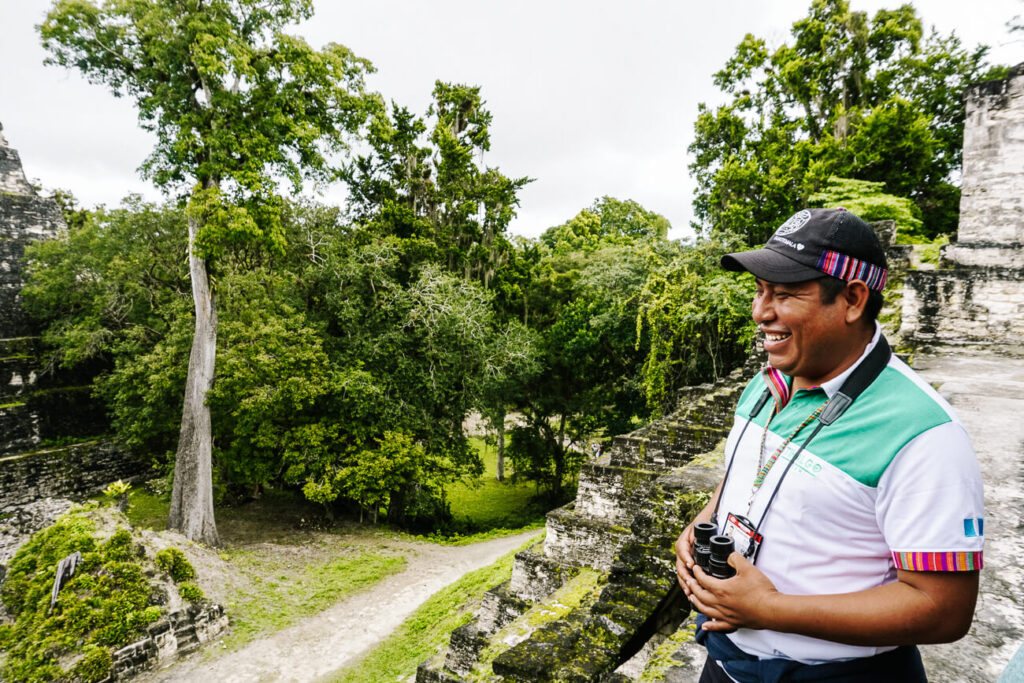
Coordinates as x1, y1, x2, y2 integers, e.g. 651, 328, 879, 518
892, 550, 983, 571
816, 250, 888, 291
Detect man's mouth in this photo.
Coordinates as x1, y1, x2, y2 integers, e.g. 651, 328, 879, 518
763, 331, 791, 343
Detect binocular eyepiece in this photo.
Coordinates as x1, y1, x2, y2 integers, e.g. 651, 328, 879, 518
693, 522, 736, 579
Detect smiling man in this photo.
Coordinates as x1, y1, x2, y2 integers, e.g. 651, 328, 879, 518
674, 208, 984, 682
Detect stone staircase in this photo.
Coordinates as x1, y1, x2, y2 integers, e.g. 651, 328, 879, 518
417, 365, 753, 681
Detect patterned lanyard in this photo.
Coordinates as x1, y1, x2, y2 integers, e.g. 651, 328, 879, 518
751, 398, 828, 498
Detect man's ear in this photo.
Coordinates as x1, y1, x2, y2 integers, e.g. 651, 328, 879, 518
843, 281, 871, 325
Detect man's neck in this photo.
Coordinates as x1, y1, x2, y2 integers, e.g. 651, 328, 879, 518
791, 324, 876, 393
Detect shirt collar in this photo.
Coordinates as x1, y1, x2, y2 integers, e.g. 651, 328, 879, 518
815, 322, 883, 399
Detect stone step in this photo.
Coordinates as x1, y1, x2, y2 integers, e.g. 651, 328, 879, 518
608, 425, 725, 470
509, 547, 581, 603
543, 504, 632, 571
574, 461, 661, 525
443, 623, 487, 676
477, 582, 530, 635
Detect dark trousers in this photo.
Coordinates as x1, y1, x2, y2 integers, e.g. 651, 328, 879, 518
696, 647, 929, 683
698, 646, 928, 682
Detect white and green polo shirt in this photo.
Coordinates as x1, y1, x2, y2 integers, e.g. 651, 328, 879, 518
716, 326, 984, 664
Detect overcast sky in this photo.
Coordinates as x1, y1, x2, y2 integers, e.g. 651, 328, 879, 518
1, 1, 1020, 240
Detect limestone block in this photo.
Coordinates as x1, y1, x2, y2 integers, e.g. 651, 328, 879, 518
544, 505, 631, 571
959, 65, 1024, 245
574, 462, 660, 525
477, 583, 529, 635
444, 623, 487, 676
900, 269, 1024, 348
509, 548, 579, 603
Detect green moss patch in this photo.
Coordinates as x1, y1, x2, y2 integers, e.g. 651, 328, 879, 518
0, 506, 187, 682
468, 567, 604, 680
638, 620, 697, 682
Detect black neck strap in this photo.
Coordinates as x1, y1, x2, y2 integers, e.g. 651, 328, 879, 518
712, 334, 892, 529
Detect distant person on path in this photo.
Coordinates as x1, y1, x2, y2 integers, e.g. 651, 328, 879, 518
674, 208, 984, 682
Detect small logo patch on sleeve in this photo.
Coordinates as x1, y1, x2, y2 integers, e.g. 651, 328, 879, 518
963, 518, 984, 537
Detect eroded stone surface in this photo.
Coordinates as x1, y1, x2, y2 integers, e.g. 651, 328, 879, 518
915, 352, 1024, 682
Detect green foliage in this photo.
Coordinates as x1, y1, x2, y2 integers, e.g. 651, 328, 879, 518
40, 0, 378, 543
809, 176, 924, 240
690, 0, 1006, 245
154, 547, 196, 583
103, 479, 131, 499
68, 644, 114, 683
636, 241, 757, 411
343, 81, 531, 288
0, 512, 163, 682
40, 0, 373, 201
178, 582, 205, 603
539, 197, 670, 253
329, 532, 542, 682
503, 204, 683, 496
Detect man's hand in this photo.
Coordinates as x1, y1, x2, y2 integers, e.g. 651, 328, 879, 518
674, 521, 699, 582
683, 552, 780, 631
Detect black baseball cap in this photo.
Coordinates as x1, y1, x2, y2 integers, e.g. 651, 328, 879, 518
721, 208, 888, 291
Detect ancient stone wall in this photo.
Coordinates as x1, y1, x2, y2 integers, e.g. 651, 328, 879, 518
0, 440, 153, 510
110, 604, 229, 680
1, 122, 145, 510
901, 63, 1024, 348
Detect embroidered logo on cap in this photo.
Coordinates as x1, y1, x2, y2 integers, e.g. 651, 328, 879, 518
775, 209, 811, 236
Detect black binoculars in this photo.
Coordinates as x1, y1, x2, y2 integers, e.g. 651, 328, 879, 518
693, 522, 736, 579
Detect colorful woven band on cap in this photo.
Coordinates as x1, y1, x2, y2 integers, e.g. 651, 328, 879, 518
816, 250, 888, 290
891, 550, 983, 571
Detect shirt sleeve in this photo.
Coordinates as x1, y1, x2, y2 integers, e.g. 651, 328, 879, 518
875, 420, 984, 571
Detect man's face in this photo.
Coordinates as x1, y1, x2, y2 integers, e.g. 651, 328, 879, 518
752, 278, 850, 390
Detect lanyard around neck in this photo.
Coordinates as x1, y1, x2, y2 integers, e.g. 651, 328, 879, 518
751, 397, 828, 500
711, 335, 892, 542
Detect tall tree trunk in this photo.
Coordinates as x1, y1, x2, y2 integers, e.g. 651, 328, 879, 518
495, 407, 506, 482
168, 206, 220, 546
554, 413, 566, 498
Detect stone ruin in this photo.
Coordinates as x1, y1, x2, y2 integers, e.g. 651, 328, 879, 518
418, 365, 751, 682
0, 123, 152, 512
901, 63, 1024, 350
418, 63, 1024, 682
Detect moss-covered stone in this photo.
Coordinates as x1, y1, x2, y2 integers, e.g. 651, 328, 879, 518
0, 506, 174, 682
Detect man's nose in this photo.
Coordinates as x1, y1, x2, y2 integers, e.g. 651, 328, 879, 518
752, 293, 773, 323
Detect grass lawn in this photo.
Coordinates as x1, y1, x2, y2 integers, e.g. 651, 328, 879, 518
444, 436, 548, 531
217, 547, 406, 650
327, 531, 543, 682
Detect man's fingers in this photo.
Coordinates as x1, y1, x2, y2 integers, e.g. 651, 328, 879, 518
728, 551, 751, 571
701, 617, 738, 632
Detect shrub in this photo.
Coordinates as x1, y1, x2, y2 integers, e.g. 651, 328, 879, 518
179, 582, 205, 603
154, 547, 196, 582
0, 513, 164, 682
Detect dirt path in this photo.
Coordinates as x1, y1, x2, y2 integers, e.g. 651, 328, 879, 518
142, 529, 540, 683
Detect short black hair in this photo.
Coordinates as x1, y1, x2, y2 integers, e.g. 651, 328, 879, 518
816, 276, 883, 325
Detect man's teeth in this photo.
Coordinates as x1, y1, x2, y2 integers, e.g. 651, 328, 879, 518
765, 333, 790, 342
